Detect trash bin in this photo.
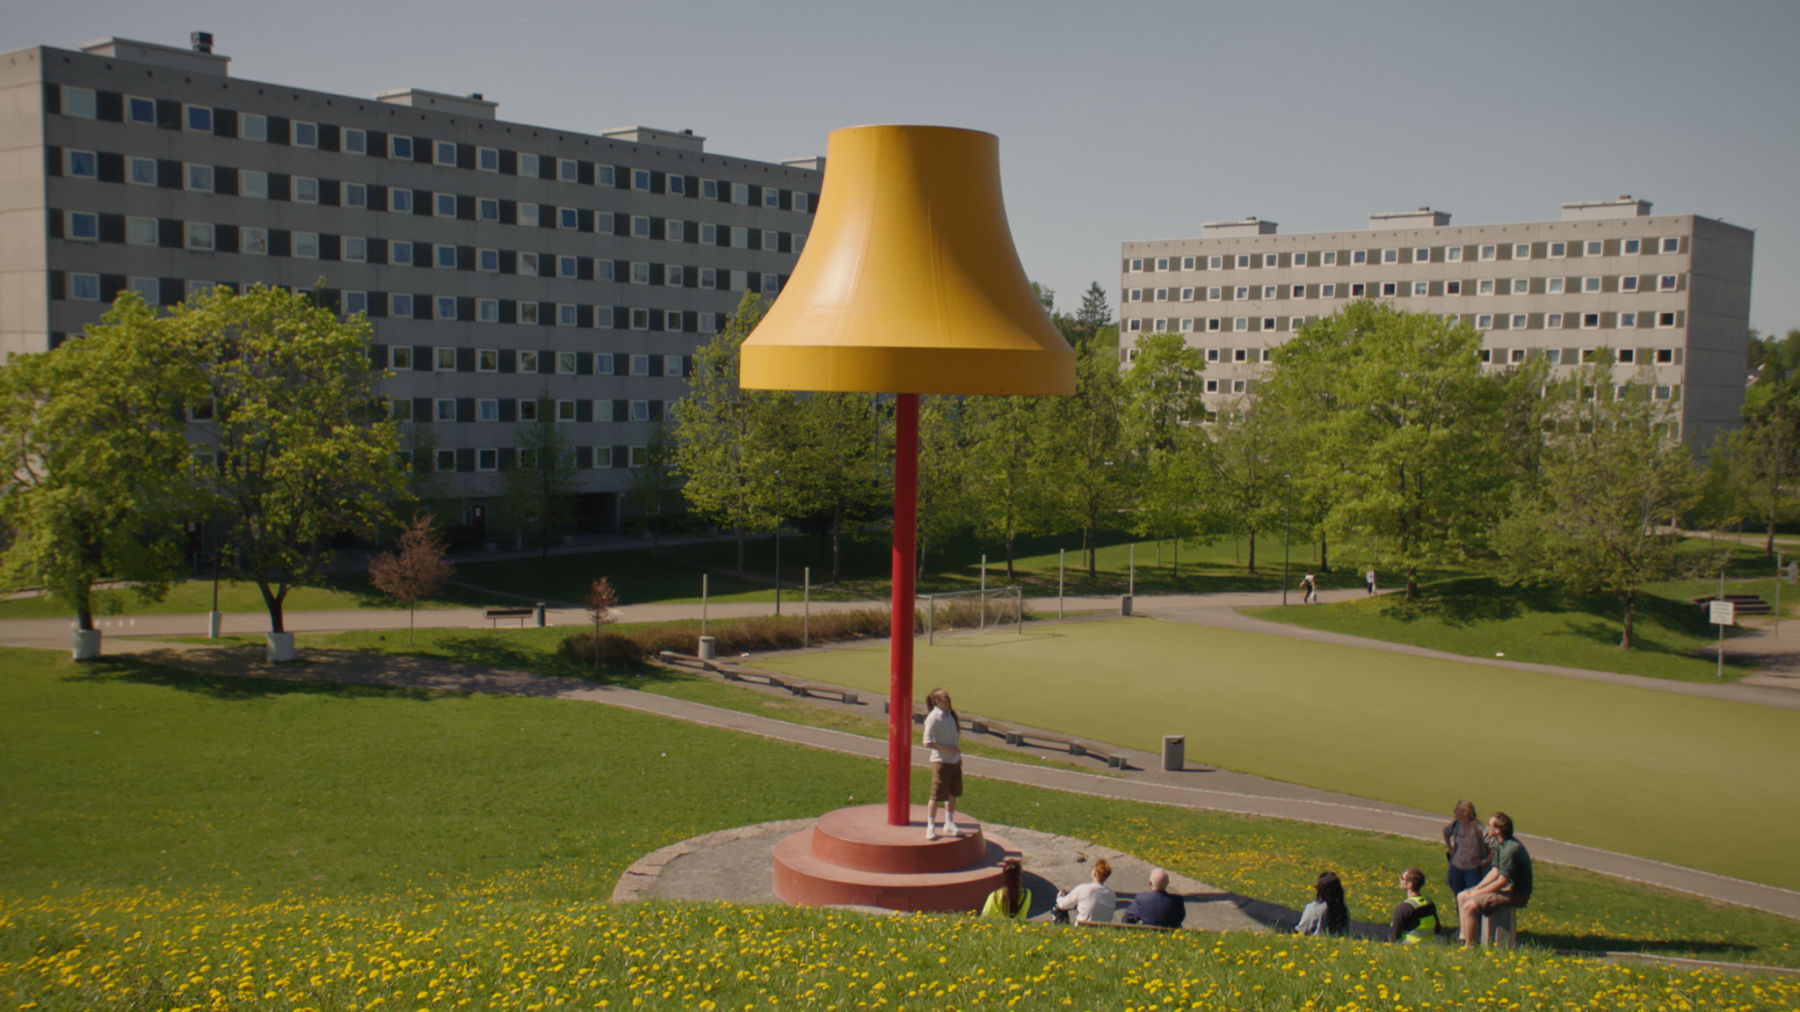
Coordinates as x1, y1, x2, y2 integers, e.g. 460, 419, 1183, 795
1120, 594, 1134, 616
534, 602, 547, 627
1162, 735, 1185, 771
698, 635, 717, 662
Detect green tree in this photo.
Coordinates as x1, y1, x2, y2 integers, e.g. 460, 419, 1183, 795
782, 392, 885, 582
1722, 346, 1800, 555
1495, 362, 1700, 649
628, 420, 681, 547
914, 396, 971, 579
1199, 399, 1283, 574
491, 392, 580, 556
963, 395, 1053, 579
1073, 282, 1113, 348
170, 284, 405, 634
671, 293, 779, 574
1123, 334, 1211, 569
1042, 342, 1130, 578
1264, 301, 1509, 600
0, 293, 205, 648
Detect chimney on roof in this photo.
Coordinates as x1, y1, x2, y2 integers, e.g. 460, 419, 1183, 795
190, 31, 213, 54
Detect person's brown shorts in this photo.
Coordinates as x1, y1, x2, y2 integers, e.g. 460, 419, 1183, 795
1466, 890, 1525, 914
930, 761, 963, 801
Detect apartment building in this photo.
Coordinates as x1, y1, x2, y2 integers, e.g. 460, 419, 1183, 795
0, 33, 822, 534
1119, 199, 1754, 449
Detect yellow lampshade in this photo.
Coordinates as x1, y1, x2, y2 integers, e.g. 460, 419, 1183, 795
739, 125, 1075, 396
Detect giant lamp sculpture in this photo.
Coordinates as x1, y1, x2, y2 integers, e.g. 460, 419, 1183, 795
743, 125, 1074, 910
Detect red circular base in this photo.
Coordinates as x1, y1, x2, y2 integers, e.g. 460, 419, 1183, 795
772, 805, 1017, 912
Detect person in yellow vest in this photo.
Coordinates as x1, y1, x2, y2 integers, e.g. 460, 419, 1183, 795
980, 857, 1031, 919
1387, 867, 1441, 943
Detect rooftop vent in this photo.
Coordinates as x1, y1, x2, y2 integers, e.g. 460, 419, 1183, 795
374, 88, 498, 119
1560, 196, 1653, 221
190, 31, 213, 54
81, 36, 230, 76
1369, 208, 1451, 229
1203, 216, 1279, 237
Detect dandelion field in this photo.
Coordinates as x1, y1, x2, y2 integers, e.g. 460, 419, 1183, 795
4, 646, 1798, 1010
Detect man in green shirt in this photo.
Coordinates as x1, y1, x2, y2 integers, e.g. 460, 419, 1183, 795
1455, 811, 1532, 946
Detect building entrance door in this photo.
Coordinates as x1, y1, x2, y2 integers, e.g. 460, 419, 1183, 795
471, 504, 488, 542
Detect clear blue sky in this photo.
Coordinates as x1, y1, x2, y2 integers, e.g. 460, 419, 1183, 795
9, 1, 1796, 336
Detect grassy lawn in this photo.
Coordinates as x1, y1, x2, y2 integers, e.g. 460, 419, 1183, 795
1247, 574, 1786, 683
757, 618, 1800, 892
2, 646, 1798, 1012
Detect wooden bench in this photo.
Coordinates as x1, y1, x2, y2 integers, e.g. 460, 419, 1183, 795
1002, 728, 1130, 769
720, 667, 788, 689
483, 607, 534, 627
786, 683, 859, 704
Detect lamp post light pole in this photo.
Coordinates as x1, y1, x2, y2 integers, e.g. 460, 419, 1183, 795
1281, 474, 1294, 606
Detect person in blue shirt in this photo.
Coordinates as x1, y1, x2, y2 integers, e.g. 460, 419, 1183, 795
1121, 868, 1186, 929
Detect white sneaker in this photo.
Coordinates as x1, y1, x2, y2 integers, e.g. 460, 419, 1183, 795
925, 825, 939, 841
941, 822, 960, 838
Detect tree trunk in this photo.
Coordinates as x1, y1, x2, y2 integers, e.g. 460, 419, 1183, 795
735, 526, 746, 575
1320, 536, 1329, 573
1620, 590, 1636, 649
1085, 520, 1098, 579
831, 504, 844, 584
409, 604, 416, 645
259, 581, 286, 634
1768, 520, 1778, 557
1004, 531, 1015, 580
1173, 536, 1180, 578
1405, 565, 1419, 602
76, 601, 95, 632
1247, 531, 1257, 575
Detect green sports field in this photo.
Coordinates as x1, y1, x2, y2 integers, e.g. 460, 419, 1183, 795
760, 617, 1800, 891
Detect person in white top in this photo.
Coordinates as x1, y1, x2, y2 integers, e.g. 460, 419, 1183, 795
1055, 858, 1117, 925
922, 687, 962, 840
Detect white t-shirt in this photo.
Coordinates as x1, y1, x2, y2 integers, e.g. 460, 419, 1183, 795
923, 707, 960, 764
1057, 882, 1116, 924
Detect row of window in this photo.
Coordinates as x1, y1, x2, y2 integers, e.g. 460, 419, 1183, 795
55, 213, 787, 291
1128, 274, 1682, 304
386, 346, 684, 378
1126, 310, 1682, 335
417, 444, 654, 473
52, 156, 810, 250
1125, 238, 1683, 273
54, 86, 814, 211
1190, 374, 1680, 399
403, 396, 667, 425
54, 273, 731, 333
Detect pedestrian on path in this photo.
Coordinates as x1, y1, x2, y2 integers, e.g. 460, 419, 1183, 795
1301, 571, 1318, 604
980, 857, 1031, 919
1365, 568, 1378, 595
922, 687, 962, 840
1388, 868, 1441, 943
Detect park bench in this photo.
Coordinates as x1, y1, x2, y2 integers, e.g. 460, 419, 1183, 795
483, 607, 535, 627
720, 667, 789, 690
1690, 593, 1771, 616
785, 682, 859, 704
1002, 727, 1130, 769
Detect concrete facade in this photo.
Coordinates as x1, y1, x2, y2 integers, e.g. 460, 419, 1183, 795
1119, 198, 1754, 450
0, 35, 822, 533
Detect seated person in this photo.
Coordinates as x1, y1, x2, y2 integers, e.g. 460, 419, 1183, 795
1387, 868, 1440, 943
1294, 871, 1350, 936
1054, 858, 1116, 925
980, 858, 1031, 920
1121, 867, 1186, 929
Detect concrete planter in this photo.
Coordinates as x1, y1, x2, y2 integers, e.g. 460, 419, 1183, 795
265, 632, 296, 663
72, 629, 102, 661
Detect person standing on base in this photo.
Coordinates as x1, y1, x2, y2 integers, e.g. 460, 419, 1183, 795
922, 687, 962, 840
1457, 811, 1532, 946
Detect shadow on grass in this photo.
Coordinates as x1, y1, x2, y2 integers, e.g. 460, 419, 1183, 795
62, 655, 445, 702
1527, 930, 1764, 962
